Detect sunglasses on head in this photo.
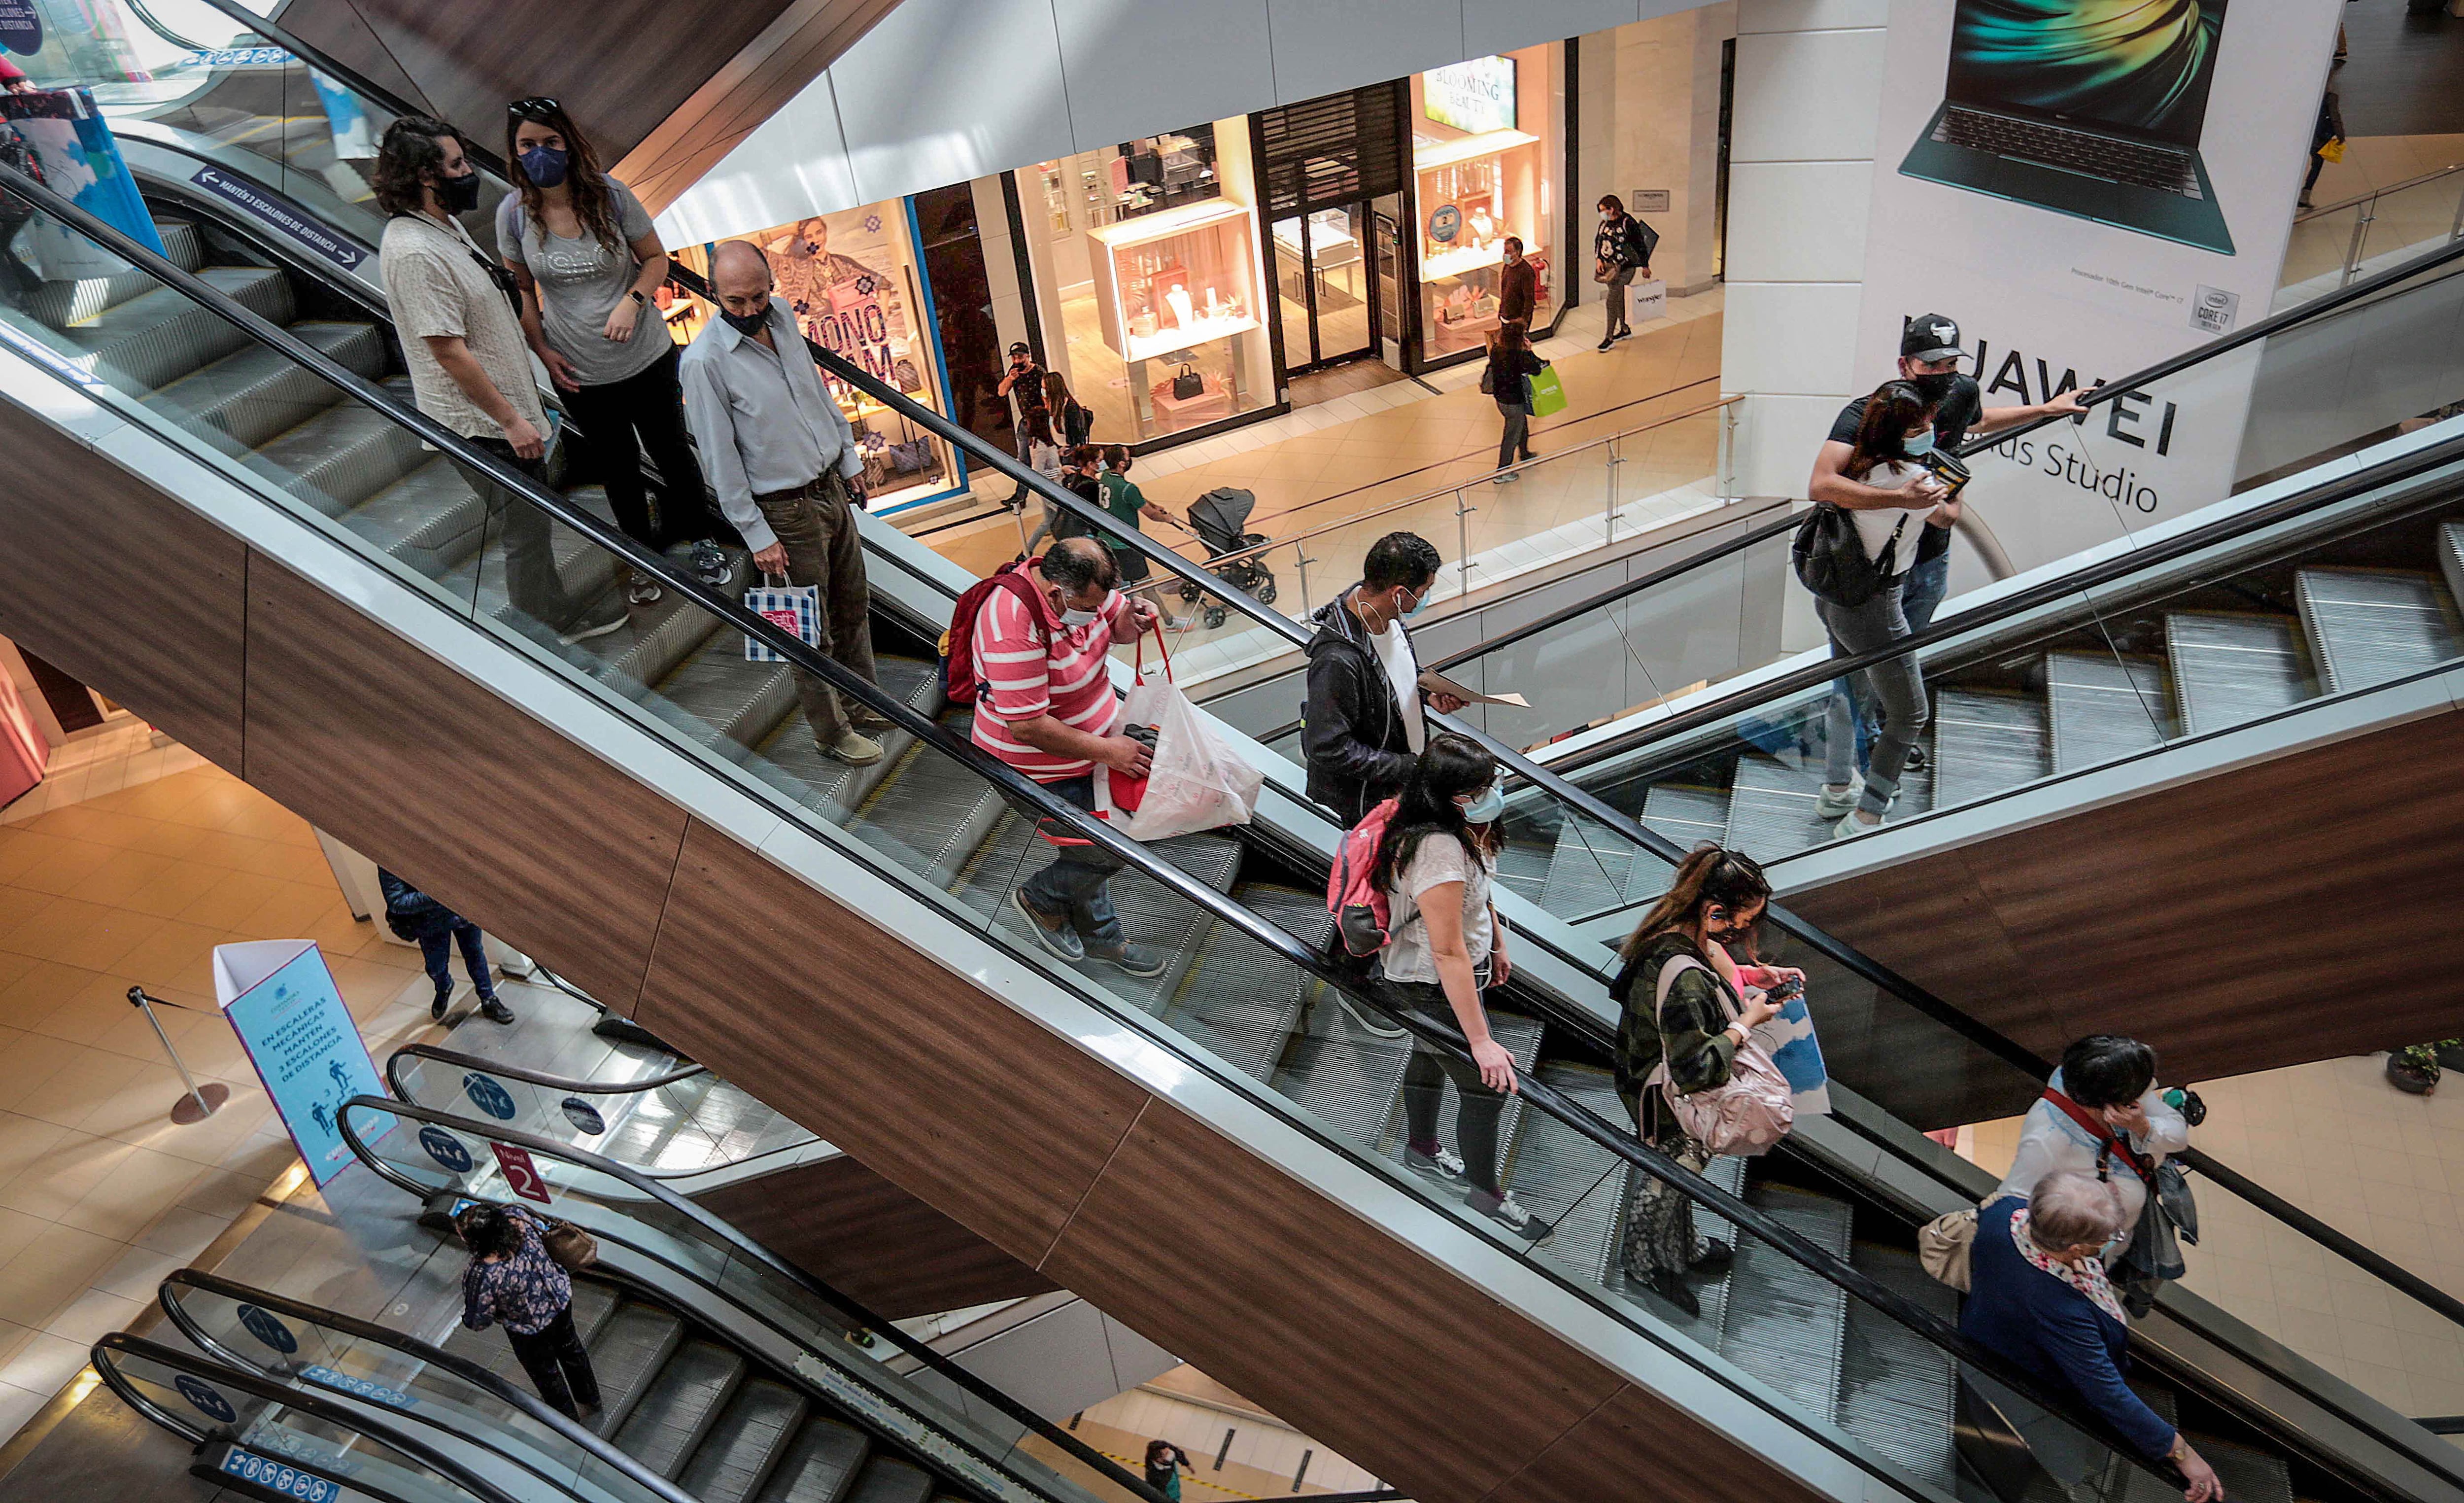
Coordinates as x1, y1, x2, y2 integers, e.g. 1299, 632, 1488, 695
507, 96, 562, 122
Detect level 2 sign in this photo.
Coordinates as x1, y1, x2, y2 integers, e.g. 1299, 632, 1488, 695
490, 1141, 552, 1203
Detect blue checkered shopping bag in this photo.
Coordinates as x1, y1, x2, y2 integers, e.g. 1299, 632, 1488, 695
743, 574, 819, 663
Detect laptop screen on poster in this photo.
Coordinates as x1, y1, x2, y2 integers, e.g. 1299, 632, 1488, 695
1944, 0, 2228, 149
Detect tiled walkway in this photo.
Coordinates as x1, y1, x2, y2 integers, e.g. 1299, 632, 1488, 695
2279, 132, 2464, 302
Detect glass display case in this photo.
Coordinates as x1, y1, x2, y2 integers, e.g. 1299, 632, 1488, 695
1085, 199, 1267, 437
1407, 46, 1561, 368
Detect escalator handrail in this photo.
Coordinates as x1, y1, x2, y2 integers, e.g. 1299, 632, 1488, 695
384, 1042, 709, 1102
0, 152, 2426, 1501
154, 1269, 699, 1503
3, 148, 2407, 1495
1417, 232, 2464, 689
91, 1331, 528, 1503
334, 1093, 1175, 1503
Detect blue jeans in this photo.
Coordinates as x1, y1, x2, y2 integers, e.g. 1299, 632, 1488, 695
1830, 551, 1949, 771
418, 918, 495, 1004
1017, 774, 1126, 953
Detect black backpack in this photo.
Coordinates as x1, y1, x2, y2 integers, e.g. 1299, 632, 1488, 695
1791, 505, 1905, 608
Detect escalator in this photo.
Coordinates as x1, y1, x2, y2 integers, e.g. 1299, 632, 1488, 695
6, 78, 2464, 1503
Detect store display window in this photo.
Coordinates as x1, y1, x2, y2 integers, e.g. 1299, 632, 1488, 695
1407, 46, 1562, 365
673, 199, 965, 513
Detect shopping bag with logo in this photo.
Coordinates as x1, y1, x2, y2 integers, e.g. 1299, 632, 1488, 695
1097, 627, 1263, 842
1526, 363, 1568, 418
743, 573, 819, 663
1630, 278, 1668, 323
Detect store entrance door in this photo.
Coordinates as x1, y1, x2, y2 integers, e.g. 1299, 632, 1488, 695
1270, 204, 1379, 373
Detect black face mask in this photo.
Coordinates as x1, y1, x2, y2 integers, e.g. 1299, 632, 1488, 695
720, 304, 771, 337
1909, 370, 1959, 405
436, 168, 482, 214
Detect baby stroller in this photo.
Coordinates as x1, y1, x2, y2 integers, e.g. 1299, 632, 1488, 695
1181, 487, 1276, 628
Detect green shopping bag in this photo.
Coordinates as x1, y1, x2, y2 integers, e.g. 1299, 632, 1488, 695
1526, 363, 1567, 417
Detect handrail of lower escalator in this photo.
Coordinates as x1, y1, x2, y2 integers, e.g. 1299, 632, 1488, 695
2, 161, 2415, 1499
336, 1094, 1176, 1503
92, 1331, 528, 1503
384, 1042, 708, 1103
155, 1269, 697, 1503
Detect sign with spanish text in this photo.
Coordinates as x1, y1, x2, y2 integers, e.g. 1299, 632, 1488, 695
216, 940, 391, 1186
490, 1140, 552, 1203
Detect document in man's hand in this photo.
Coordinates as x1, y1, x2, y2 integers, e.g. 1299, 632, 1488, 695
1418, 668, 1530, 708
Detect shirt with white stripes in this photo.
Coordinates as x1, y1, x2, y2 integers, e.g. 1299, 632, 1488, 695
970, 588, 1124, 780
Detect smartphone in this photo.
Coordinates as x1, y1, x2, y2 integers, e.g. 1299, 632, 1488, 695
1765, 975, 1805, 1003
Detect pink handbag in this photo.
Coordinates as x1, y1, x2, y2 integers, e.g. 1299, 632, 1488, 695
1643, 954, 1794, 1156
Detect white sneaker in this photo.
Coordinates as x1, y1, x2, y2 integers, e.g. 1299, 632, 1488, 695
1468, 1188, 1555, 1244
1832, 809, 1883, 841
1814, 783, 1859, 820
1405, 1144, 1468, 1185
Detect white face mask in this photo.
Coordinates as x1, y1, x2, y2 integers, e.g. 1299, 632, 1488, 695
1060, 589, 1112, 628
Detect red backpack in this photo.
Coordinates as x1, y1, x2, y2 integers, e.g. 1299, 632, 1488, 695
1327, 797, 1402, 956
941, 560, 1050, 705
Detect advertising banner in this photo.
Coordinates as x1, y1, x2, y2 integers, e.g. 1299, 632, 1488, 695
1854, 0, 2343, 572
216, 940, 391, 1186
2, 86, 166, 274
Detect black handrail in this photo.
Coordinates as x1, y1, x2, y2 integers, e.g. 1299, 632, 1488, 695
5, 135, 2434, 1502
92, 1332, 527, 1503
384, 1042, 707, 1101
155, 1269, 698, 1503
336, 1094, 1171, 1503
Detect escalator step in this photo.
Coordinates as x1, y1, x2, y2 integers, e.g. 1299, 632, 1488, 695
584, 586, 730, 698
2294, 567, 2462, 695
570, 1276, 624, 1345
843, 707, 1011, 890
1509, 1063, 1633, 1286
2164, 612, 2309, 736
2045, 652, 2171, 773
1376, 1012, 1544, 1181
1929, 688, 2049, 810
841, 1456, 935, 1503
755, 1416, 870, 1503
23, 217, 203, 326
259, 398, 439, 522
1268, 983, 1417, 1154
1161, 883, 1328, 1081
1718, 1182, 1852, 1424
956, 818, 1240, 1010
335, 458, 489, 579
648, 633, 795, 758
1640, 783, 1728, 853
1837, 1243, 1957, 1494
2183, 1434, 2295, 1503
1540, 812, 1655, 920
615, 1336, 748, 1478
583, 1299, 686, 1437
59, 265, 293, 394
1723, 753, 1832, 862
746, 656, 946, 824
2440, 523, 2464, 623
680, 1377, 810, 1503
143, 320, 389, 454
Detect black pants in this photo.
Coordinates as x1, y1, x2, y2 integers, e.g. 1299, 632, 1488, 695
562, 344, 731, 552
1382, 977, 1506, 1194
506, 1305, 600, 1417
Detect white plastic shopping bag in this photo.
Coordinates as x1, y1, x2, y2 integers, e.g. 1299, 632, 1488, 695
1108, 629, 1262, 842
743, 573, 819, 663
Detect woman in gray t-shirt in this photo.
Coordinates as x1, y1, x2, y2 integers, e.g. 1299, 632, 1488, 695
501, 98, 730, 605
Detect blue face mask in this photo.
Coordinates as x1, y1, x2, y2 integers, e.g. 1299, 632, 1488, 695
1460, 783, 1505, 824
1400, 585, 1426, 617
1903, 430, 1937, 459
519, 145, 569, 189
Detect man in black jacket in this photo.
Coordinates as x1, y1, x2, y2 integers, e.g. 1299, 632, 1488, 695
1302, 532, 1466, 829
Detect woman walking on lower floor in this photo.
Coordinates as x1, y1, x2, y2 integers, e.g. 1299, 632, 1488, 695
458, 1202, 601, 1419
1484, 318, 1544, 481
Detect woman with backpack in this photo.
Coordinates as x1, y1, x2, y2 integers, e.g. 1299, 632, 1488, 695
1811, 379, 1953, 842
1370, 733, 1552, 1243
1609, 844, 1786, 1313
1043, 369, 1094, 447
1484, 318, 1545, 480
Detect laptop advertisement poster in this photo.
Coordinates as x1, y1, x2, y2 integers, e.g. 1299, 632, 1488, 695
1854, 0, 2341, 577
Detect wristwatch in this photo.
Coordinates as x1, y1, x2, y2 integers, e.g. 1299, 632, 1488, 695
628, 289, 647, 306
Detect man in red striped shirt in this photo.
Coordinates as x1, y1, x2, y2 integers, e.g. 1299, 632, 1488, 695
973, 538, 1163, 975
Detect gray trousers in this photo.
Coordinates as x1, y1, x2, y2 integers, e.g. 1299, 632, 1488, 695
1603, 266, 1638, 333
753, 472, 878, 745
1817, 583, 1929, 817
1496, 400, 1532, 469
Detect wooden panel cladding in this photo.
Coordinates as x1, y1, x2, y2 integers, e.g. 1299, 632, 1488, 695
696, 1158, 1058, 1321
635, 818, 1152, 1262
274, 0, 871, 173
237, 551, 687, 1011
1788, 704, 2464, 1110
0, 404, 247, 771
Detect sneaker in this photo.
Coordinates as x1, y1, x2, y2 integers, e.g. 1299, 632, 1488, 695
479, 996, 515, 1025
1639, 1266, 1700, 1317
688, 541, 733, 588
1596, 335, 1616, 353
1833, 809, 1883, 842
1814, 783, 1860, 820
1467, 1187, 1554, 1245
1405, 1144, 1468, 1185
824, 729, 883, 766
1611, 326, 1634, 343
1904, 743, 1928, 772
430, 992, 450, 1022
1338, 993, 1407, 1039
1492, 470, 1519, 484
557, 610, 629, 646
626, 575, 663, 607
1010, 887, 1085, 962
1088, 944, 1166, 979
1690, 1237, 1734, 1274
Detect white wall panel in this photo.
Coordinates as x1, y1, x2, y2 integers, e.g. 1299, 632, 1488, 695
1720, 281, 1863, 395
1729, 29, 1885, 161
1048, 0, 1277, 149
1464, 0, 1639, 55
1722, 161, 1872, 281
654, 78, 856, 246
1264, 0, 1467, 102
1736, 0, 1888, 32
829, 0, 1077, 207
1730, 391, 1846, 498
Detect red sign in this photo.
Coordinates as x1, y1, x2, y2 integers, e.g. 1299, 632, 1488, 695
489, 1142, 552, 1203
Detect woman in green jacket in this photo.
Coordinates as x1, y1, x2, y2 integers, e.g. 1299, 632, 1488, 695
1097, 444, 1183, 626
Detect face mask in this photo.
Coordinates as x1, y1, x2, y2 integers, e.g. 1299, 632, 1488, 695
437, 168, 482, 214
1460, 783, 1505, 824
1909, 371, 1958, 404
1399, 586, 1426, 618
1903, 430, 1937, 459
720, 304, 770, 337
518, 145, 569, 189
1060, 589, 1113, 628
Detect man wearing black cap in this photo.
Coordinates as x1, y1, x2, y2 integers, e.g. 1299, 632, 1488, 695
997, 340, 1048, 507
1808, 313, 2088, 770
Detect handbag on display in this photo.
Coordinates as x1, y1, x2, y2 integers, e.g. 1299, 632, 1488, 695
1171, 365, 1204, 401
1641, 954, 1794, 1157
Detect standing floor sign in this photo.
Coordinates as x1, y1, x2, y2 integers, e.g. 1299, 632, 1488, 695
216, 940, 392, 1186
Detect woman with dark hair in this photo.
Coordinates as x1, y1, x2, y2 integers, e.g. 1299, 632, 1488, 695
1372, 732, 1549, 1243
1043, 369, 1093, 448
1989, 1035, 2189, 1263
1813, 379, 1955, 841
457, 1202, 600, 1418
1609, 844, 1785, 1312
1142, 1440, 1194, 1501
1095, 444, 1181, 625
1484, 317, 1544, 480
498, 97, 730, 604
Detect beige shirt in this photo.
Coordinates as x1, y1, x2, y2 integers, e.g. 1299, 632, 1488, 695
380, 210, 546, 442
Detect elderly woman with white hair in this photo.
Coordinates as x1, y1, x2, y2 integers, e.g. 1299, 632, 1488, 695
1963, 1170, 2221, 1502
